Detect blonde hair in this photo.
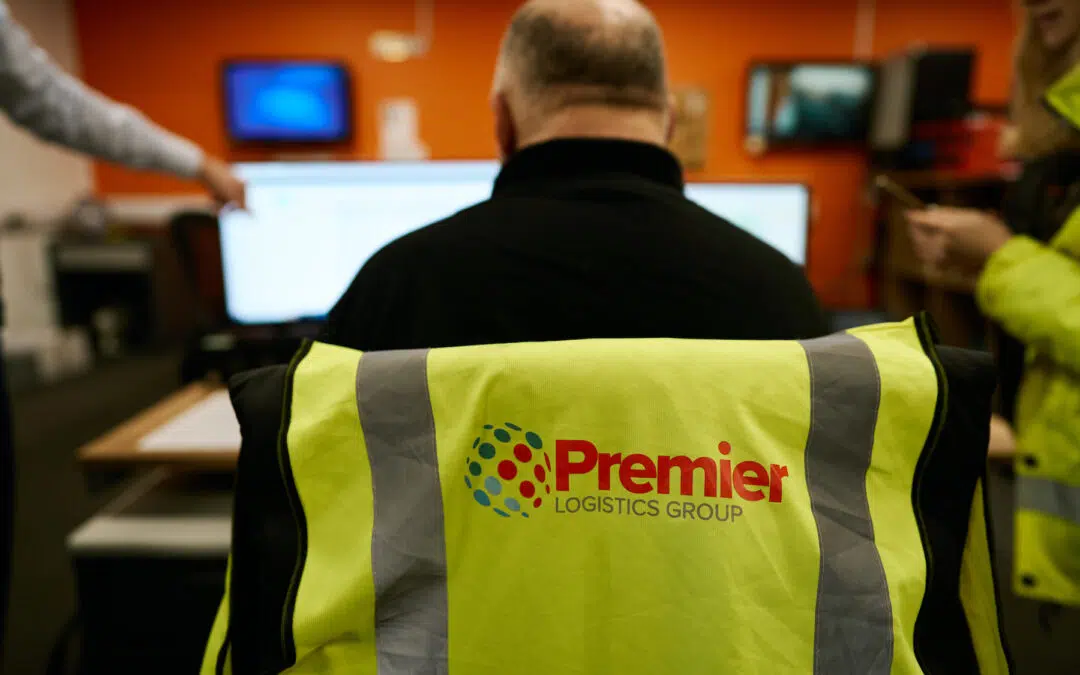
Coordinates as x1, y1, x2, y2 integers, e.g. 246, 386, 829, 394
1012, 12, 1080, 159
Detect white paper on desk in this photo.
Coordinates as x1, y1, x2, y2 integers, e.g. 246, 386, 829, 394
138, 390, 242, 452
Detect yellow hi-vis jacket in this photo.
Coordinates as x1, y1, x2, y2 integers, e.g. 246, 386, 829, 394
976, 64, 1080, 606
203, 316, 1010, 675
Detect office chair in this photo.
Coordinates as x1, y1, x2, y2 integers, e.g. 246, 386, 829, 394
167, 211, 231, 383
168, 210, 227, 334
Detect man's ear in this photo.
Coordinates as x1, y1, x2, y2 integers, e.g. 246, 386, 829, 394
664, 92, 677, 145
492, 92, 517, 161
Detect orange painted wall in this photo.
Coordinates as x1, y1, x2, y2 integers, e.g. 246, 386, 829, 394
72, 0, 1017, 307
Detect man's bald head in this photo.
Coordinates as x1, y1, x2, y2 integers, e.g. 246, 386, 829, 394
494, 0, 669, 118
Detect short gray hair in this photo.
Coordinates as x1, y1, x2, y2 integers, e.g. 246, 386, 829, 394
498, 7, 668, 112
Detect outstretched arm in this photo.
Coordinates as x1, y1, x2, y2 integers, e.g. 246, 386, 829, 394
0, 3, 202, 176
0, 3, 245, 207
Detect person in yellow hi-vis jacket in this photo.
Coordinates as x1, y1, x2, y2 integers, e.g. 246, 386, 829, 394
202, 315, 1010, 674
907, 0, 1080, 607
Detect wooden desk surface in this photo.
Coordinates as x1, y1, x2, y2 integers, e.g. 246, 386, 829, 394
78, 381, 238, 469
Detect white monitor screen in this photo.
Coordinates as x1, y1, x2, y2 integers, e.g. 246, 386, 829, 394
220, 161, 500, 325
220, 162, 811, 325
684, 183, 810, 265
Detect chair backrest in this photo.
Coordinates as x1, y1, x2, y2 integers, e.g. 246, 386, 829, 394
167, 210, 226, 332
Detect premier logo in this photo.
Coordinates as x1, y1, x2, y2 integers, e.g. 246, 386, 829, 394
465, 427, 791, 523
555, 440, 789, 502
464, 423, 552, 519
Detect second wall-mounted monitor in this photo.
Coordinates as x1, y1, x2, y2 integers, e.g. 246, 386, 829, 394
746, 62, 877, 147
223, 60, 353, 144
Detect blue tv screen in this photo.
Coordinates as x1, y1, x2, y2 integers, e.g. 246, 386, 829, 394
223, 61, 351, 143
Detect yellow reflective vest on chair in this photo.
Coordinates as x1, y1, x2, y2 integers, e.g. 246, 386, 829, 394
203, 316, 1010, 674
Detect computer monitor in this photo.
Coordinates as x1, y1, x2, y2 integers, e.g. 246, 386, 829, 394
684, 182, 810, 265
220, 161, 499, 325
219, 164, 811, 326
222, 60, 352, 144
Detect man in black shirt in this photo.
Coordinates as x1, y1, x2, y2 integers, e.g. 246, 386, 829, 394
325, 0, 828, 351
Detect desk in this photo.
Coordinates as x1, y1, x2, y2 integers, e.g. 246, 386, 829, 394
71, 383, 238, 672
78, 381, 239, 469
68, 469, 232, 555
68, 469, 231, 675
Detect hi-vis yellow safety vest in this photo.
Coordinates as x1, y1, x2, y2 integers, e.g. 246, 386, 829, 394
203, 316, 1010, 675
992, 64, 1080, 607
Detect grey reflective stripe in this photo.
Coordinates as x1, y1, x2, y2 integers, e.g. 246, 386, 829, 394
356, 349, 448, 674
1017, 475, 1080, 525
799, 333, 893, 675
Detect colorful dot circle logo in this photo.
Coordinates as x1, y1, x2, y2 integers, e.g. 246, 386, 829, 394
464, 423, 551, 518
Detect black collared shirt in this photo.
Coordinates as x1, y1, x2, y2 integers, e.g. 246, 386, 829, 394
324, 139, 828, 351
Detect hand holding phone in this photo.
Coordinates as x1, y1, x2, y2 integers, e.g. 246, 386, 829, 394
875, 175, 926, 210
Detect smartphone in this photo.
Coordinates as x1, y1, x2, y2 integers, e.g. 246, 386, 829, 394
875, 175, 926, 210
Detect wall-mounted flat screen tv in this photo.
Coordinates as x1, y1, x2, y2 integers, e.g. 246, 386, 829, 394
746, 62, 877, 146
223, 60, 352, 144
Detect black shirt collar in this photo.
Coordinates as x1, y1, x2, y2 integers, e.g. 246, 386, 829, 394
493, 138, 685, 194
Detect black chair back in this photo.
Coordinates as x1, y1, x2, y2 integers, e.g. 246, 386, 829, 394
167, 210, 226, 333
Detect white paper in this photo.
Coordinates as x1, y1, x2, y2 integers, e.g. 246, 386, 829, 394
138, 390, 241, 452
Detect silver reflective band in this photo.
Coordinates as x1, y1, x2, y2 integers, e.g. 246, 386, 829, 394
800, 334, 893, 675
1017, 475, 1080, 526
356, 349, 449, 675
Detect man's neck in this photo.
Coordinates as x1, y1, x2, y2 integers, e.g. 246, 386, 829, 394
518, 106, 667, 149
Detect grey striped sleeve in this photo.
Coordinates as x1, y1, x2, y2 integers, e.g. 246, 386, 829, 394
0, 4, 203, 178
